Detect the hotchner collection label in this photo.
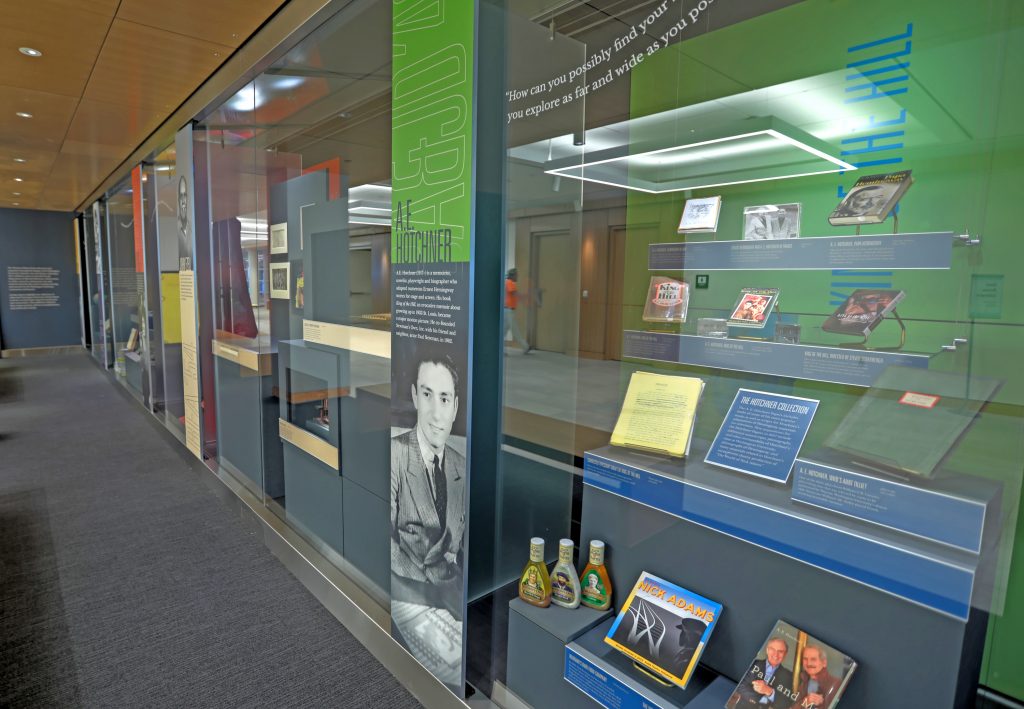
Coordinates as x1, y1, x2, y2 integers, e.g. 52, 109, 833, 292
388, 0, 475, 695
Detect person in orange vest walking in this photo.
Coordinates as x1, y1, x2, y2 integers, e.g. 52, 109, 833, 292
504, 268, 531, 354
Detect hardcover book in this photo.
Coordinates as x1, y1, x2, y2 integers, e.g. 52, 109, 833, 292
828, 170, 913, 225
126, 327, 139, 352
642, 276, 690, 323
726, 620, 856, 709
677, 196, 722, 233
821, 289, 905, 337
604, 572, 721, 689
728, 288, 779, 329
743, 203, 801, 240
611, 372, 705, 458
824, 366, 1000, 478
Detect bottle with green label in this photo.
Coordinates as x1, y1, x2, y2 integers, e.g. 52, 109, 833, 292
579, 540, 612, 610
550, 539, 582, 609
519, 537, 552, 607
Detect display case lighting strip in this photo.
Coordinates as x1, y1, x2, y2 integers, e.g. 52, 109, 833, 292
545, 128, 857, 194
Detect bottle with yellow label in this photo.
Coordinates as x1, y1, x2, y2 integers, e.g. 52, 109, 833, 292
550, 539, 582, 609
579, 540, 612, 610
519, 537, 552, 607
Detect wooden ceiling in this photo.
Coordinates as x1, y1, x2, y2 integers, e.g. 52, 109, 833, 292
0, 0, 287, 212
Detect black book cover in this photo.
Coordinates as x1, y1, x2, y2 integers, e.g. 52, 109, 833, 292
821, 289, 905, 337
828, 170, 913, 225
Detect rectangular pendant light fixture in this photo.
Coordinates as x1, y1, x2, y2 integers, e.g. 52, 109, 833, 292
544, 117, 856, 193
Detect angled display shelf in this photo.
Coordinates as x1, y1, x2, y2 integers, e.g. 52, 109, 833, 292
583, 445, 998, 621
647, 231, 966, 271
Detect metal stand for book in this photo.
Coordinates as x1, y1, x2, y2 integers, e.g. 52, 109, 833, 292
631, 661, 675, 687
839, 310, 907, 351
854, 212, 900, 236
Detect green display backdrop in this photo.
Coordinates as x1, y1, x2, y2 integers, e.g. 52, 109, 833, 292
390, 0, 476, 695
621, 0, 1024, 699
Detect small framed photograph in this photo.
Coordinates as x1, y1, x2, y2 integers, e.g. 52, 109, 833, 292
270, 222, 288, 254
270, 261, 290, 299
743, 203, 801, 240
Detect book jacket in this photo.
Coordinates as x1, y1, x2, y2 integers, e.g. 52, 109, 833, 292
821, 289, 904, 337
643, 276, 690, 323
604, 571, 721, 688
828, 170, 913, 225
728, 287, 779, 329
726, 619, 857, 709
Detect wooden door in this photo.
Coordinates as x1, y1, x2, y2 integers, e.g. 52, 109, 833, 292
531, 230, 574, 353
604, 226, 627, 360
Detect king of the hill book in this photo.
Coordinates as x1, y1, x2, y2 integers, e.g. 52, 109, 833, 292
610, 372, 705, 458
642, 276, 690, 323
726, 620, 857, 709
828, 170, 913, 225
824, 366, 1000, 479
821, 289, 905, 337
604, 571, 721, 689
727, 287, 779, 329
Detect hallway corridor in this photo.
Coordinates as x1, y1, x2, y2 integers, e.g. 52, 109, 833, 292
0, 353, 420, 708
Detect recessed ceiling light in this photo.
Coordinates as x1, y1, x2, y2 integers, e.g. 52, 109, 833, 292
12, 192, 21, 196
18, 47, 42, 57
14, 178, 23, 182
13, 158, 26, 163
15, 111, 33, 119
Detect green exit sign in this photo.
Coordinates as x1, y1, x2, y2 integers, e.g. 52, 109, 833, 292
695, 274, 710, 289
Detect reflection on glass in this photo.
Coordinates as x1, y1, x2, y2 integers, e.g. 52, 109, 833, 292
478, 2, 1024, 707
151, 145, 187, 437
188, 2, 394, 613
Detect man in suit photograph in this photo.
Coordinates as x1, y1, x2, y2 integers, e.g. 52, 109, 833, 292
390, 352, 466, 615
729, 636, 795, 707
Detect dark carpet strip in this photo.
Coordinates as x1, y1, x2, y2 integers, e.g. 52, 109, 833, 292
0, 353, 421, 708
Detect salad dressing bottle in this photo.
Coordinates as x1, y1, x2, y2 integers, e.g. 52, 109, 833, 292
519, 537, 552, 607
579, 540, 612, 610
550, 539, 582, 609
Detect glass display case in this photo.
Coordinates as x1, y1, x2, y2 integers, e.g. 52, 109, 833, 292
81, 206, 106, 367
150, 144, 187, 440
105, 176, 149, 402
76, 0, 1024, 706
472, 1, 1024, 708
84, 199, 114, 368
194, 1, 393, 606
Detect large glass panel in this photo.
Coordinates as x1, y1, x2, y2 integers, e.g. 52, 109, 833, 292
105, 176, 148, 403
141, 162, 164, 415
81, 206, 106, 365
152, 143, 187, 440
197, 1, 393, 612
198, 80, 266, 493
93, 199, 114, 369
471, 2, 1024, 707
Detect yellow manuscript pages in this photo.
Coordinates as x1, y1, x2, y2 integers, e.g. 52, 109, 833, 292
611, 372, 705, 458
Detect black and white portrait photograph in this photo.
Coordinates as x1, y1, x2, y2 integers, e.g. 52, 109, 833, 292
389, 341, 468, 689
743, 203, 801, 240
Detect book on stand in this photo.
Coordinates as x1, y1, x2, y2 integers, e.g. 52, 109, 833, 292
677, 196, 722, 233
821, 289, 905, 337
828, 170, 913, 225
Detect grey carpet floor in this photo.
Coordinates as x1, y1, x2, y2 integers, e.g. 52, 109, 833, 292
0, 353, 421, 708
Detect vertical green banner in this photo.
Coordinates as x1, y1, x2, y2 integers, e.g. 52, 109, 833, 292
390, 0, 475, 694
